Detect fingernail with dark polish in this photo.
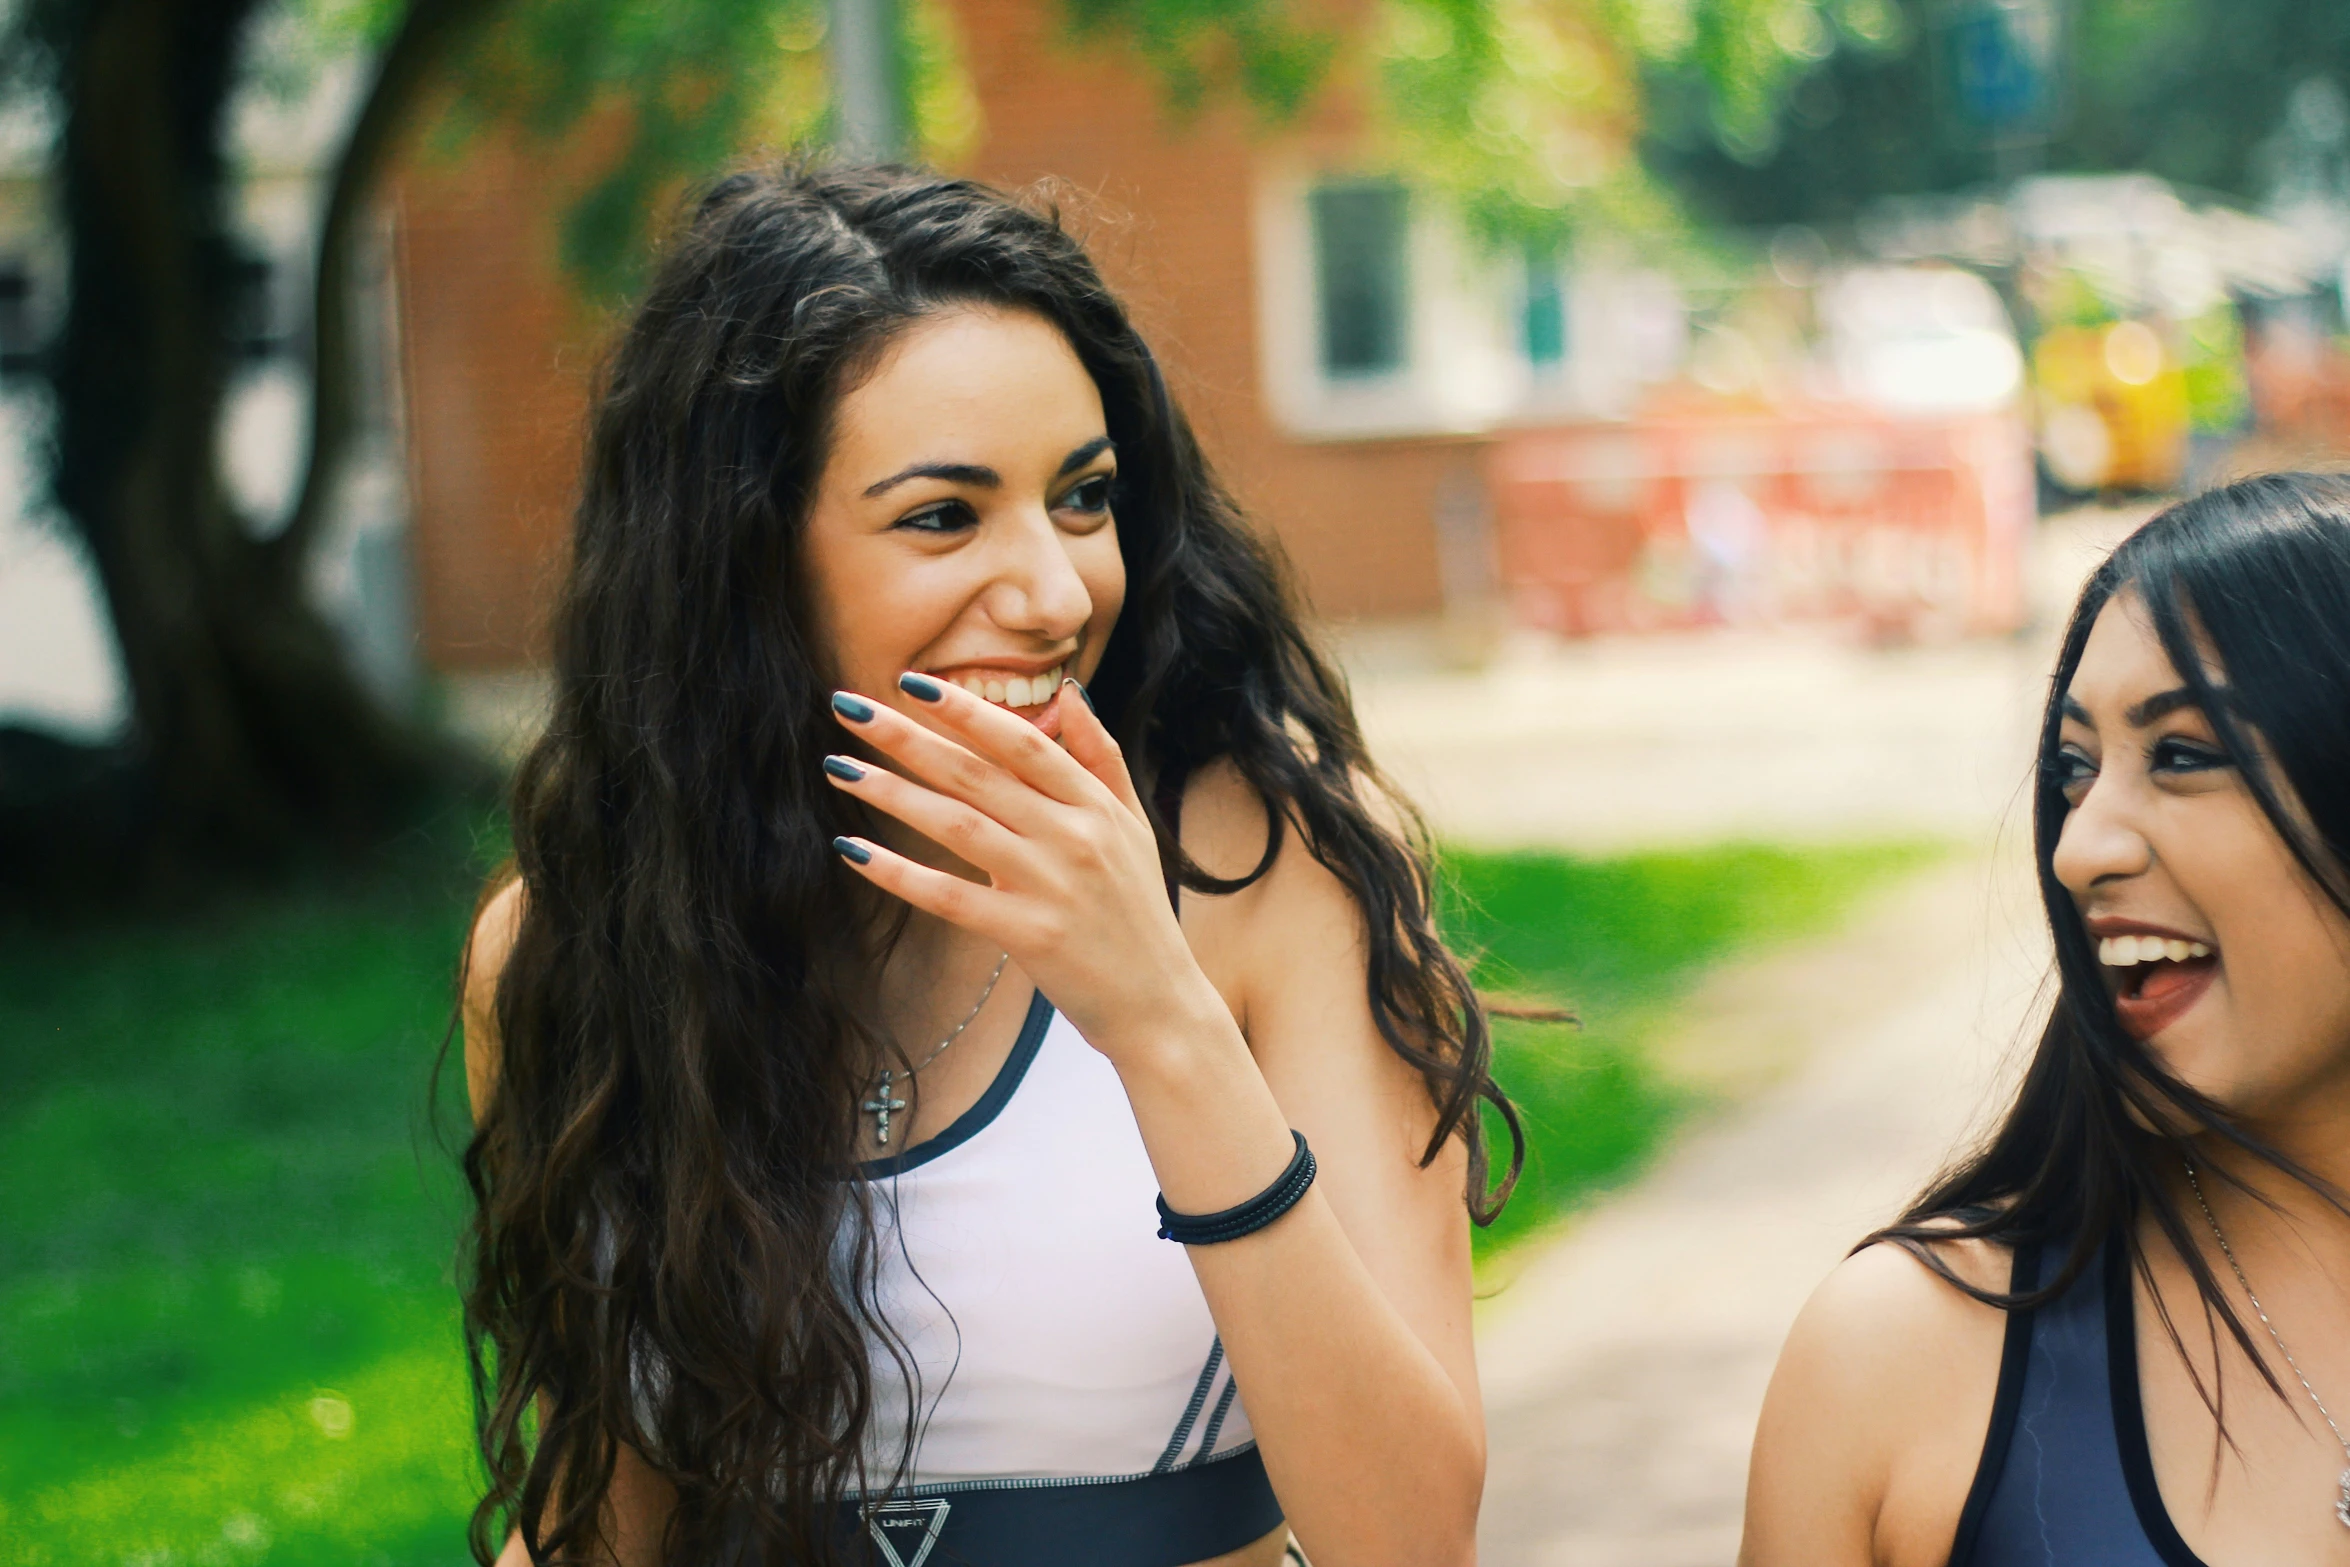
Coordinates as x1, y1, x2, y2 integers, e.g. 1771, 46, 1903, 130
898, 671, 945, 702
831, 692, 875, 723
833, 836, 873, 865
1062, 678, 1094, 713
822, 755, 865, 782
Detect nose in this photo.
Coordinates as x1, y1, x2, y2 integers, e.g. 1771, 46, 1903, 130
986, 510, 1095, 644
2051, 768, 2155, 900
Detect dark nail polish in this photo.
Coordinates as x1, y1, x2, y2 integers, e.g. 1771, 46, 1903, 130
822, 755, 865, 783
832, 692, 875, 723
1064, 678, 1095, 713
898, 671, 945, 702
833, 836, 873, 865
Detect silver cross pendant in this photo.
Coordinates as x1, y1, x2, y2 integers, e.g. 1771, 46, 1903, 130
863, 1071, 908, 1146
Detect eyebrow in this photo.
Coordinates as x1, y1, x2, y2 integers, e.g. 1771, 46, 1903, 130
862, 436, 1115, 499
2060, 686, 2221, 728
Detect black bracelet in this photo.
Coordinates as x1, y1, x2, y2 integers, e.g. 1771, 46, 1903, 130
1155, 1130, 1317, 1245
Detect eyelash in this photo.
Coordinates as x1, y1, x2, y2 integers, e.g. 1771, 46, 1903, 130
892, 475, 1115, 533
2150, 737, 2229, 774
1061, 475, 1114, 514
895, 498, 977, 534
2047, 737, 2231, 798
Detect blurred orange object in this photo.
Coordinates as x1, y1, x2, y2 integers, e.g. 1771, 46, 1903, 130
1490, 400, 2034, 641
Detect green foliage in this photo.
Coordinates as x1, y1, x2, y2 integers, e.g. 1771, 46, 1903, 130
1061, 0, 1336, 120
2179, 302, 2250, 435
1650, 0, 2350, 228
407, 0, 1838, 294
1443, 838, 1941, 1257
430, 0, 979, 302
1362, 0, 1857, 256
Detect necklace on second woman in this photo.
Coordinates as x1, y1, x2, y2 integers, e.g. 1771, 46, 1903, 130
2183, 1158, 2350, 1530
863, 952, 1010, 1146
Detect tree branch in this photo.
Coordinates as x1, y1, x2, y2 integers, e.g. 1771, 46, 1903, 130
269, 0, 501, 568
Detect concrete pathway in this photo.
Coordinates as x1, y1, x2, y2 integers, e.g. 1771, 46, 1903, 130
1467, 848, 2045, 1566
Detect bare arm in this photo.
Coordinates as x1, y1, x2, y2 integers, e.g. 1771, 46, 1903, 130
1168, 763, 1484, 1567
1740, 1239, 2009, 1567
466, 886, 677, 1567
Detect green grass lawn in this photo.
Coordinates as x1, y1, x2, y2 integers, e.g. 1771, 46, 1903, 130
1443, 841, 1941, 1259
0, 829, 1933, 1563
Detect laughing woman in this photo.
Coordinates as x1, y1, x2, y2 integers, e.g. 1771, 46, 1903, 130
454, 165, 1516, 1567
1742, 473, 2350, 1567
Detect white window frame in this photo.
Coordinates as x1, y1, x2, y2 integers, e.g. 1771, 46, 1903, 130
1253, 163, 1522, 440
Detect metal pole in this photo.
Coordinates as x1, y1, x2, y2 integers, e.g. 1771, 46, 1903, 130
828, 0, 905, 160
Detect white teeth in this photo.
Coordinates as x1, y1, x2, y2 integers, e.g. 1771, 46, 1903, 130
942, 666, 1068, 708
2100, 934, 2213, 967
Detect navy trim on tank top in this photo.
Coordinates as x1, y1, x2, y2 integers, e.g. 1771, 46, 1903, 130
859, 988, 1053, 1180
1947, 1239, 2042, 1563
835, 1442, 1281, 1567
2104, 1230, 2211, 1567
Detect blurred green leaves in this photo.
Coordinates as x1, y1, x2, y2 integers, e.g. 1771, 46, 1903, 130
417, 0, 976, 302
383, 0, 1847, 299
1063, 0, 1336, 120
1363, 0, 1885, 255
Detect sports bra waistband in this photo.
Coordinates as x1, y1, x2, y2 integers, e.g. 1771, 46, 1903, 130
837, 1443, 1282, 1567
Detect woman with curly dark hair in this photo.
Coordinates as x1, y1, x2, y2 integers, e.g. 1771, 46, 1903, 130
454, 162, 1518, 1567
1742, 474, 2350, 1566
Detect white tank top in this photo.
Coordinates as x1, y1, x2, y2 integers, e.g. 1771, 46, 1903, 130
859, 989, 1256, 1483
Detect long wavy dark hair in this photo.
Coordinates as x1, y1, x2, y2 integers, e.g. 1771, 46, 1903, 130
455, 162, 1522, 1565
1874, 471, 2350, 1414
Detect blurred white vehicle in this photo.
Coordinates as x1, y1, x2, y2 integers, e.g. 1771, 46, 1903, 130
1818, 266, 2025, 414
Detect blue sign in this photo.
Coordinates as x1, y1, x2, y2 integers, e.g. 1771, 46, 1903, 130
1950, 0, 2060, 133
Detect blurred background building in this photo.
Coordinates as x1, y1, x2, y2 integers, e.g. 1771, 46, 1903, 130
10, 0, 2350, 747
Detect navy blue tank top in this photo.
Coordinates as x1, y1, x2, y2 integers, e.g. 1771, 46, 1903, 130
1949, 1231, 2209, 1567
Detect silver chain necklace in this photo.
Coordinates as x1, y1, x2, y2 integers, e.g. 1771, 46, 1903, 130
861, 952, 1008, 1147
2183, 1158, 2350, 1530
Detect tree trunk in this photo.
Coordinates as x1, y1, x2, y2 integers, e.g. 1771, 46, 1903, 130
9, 0, 474, 895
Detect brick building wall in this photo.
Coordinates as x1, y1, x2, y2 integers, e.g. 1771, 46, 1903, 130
396, 136, 603, 670
395, 0, 1459, 672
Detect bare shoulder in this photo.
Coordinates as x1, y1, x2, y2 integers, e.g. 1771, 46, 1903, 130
1175, 759, 1364, 995
462, 876, 527, 1122
1174, 757, 1279, 883
1798, 1232, 2010, 1352
1175, 757, 1392, 911
1743, 1231, 2013, 1567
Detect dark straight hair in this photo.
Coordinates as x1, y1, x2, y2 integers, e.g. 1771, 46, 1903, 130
1873, 471, 2350, 1413
454, 162, 1522, 1566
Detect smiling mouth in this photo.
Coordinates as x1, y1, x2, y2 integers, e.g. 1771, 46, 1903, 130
2099, 933, 2219, 1041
